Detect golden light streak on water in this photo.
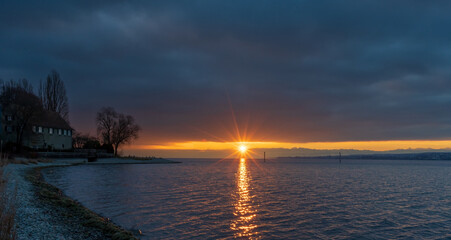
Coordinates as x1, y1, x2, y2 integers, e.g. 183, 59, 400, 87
231, 158, 260, 239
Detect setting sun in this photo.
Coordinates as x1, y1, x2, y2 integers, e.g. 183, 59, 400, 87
239, 145, 247, 154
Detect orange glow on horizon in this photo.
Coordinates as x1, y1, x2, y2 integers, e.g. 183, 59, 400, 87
132, 140, 451, 152
130, 95, 451, 155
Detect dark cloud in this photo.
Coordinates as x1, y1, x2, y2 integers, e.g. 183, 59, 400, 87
2, 1, 451, 144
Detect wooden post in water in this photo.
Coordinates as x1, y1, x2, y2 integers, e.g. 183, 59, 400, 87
339, 152, 342, 164
264, 152, 266, 162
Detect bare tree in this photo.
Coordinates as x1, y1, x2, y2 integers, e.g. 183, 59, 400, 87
111, 114, 140, 156
96, 107, 140, 156
96, 107, 117, 145
0, 79, 43, 150
39, 70, 69, 121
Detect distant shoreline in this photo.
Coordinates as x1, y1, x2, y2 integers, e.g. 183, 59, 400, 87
278, 151, 451, 161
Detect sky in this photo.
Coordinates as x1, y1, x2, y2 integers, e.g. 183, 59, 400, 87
2, 1, 451, 158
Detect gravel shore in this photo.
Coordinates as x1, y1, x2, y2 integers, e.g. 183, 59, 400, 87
4, 158, 168, 240
3, 157, 179, 239
4, 160, 107, 239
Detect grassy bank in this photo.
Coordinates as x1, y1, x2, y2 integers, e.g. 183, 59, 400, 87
26, 166, 137, 240
0, 160, 16, 240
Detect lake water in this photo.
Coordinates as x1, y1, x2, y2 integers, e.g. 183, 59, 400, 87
42, 159, 451, 239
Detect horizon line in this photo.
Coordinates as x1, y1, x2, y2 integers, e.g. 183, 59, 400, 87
128, 139, 451, 152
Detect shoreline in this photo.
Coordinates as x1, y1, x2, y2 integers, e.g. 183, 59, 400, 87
26, 165, 137, 240
86, 158, 181, 164
4, 158, 180, 239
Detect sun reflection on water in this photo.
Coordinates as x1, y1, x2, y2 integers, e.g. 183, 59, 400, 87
231, 158, 260, 239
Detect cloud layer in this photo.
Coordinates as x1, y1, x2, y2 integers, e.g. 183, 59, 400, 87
2, 1, 451, 145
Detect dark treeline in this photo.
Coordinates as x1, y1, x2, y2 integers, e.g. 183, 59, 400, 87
0, 70, 69, 152
73, 107, 141, 157
0, 79, 41, 151
1, 70, 140, 156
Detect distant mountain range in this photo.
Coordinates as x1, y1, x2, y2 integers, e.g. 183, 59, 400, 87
279, 152, 451, 160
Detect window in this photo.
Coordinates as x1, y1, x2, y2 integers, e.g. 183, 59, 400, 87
58, 129, 62, 135
68, 130, 72, 136
6, 126, 12, 133
32, 126, 36, 133
63, 129, 67, 136
6, 115, 12, 121
49, 128, 53, 134
38, 126, 43, 133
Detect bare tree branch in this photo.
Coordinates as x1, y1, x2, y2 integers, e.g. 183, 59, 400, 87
39, 70, 69, 122
96, 107, 140, 156
96, 107, 118, 145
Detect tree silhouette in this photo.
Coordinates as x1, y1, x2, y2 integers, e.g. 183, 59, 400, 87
96, 107, 140, 156
0, 79, 43, 150
39, 70, 69, 121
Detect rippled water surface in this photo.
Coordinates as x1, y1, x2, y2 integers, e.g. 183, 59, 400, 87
43, 159, 451, 239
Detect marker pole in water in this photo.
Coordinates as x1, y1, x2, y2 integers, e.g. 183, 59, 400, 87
339, 152, 342, 164
264, 152, 266, 162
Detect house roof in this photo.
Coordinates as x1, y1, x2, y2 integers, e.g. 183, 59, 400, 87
31, 111, 72, 130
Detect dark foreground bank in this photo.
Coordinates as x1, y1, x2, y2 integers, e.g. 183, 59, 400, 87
26, 166, 137, 240
3, 159, 149, 240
